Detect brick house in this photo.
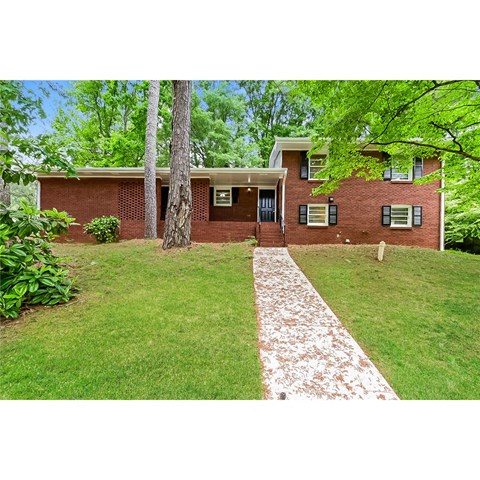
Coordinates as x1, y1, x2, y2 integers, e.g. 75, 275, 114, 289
38, 137, 444, 249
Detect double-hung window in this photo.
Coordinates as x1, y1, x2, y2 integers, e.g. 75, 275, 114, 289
308, 155, 327, 181
382, 205, 423, 228
307, 204, 328, 226
384, 157, 423, 182
390, 205, 412, 227
391, 167, 413, 181
214, 187, 232, 206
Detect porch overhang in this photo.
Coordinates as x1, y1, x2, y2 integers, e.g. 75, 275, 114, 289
37, 167, 287, 187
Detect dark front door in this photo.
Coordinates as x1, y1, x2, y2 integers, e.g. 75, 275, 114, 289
259, 190, 275, 222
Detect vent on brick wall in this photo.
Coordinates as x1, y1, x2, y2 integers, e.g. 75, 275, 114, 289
192, 180, 209, 221
118, 182, 145, 220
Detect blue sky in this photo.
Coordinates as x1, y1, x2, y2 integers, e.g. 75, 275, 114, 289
23, 81, 71, 135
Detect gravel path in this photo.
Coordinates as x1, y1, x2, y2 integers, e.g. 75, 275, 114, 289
254, 247, 398, 400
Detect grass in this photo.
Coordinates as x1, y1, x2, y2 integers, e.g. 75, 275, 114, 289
289, 245, 480, 400
0, 241, 263, 399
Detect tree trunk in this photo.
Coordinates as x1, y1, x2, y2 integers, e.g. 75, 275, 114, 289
0, 178, 10, 205
0, 122, 10, 206
144, 80, 160, 239
163, 81, 192, 249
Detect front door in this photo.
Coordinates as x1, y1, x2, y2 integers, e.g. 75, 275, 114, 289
259, 190, 275, 222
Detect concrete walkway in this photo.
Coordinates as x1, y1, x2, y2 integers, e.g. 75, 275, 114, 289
253, 247, 398, 400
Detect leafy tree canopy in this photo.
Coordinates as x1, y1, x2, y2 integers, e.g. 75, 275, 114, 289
0, 80, 74, 185
51, 80, 319, 169
296, 80, 480, 203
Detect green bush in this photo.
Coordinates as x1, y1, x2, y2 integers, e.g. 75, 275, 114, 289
0, 200, 77, 319
84, 216, 120, 243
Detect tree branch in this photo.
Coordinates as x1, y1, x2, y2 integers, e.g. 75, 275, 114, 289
371, 139, 480, 161
430, 122, 464, 152
368, 80, 464, 144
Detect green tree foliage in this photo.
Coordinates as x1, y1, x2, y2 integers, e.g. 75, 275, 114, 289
445, 190, 480, 244
0, 81, 74, 186
10, 181, 37, 207
52, 80, 154, 167
52, 80, 320, 168
236, 80, 320, 165
295, 80, 480, 198
191, 81, 258, 167
0, 200, 77, 319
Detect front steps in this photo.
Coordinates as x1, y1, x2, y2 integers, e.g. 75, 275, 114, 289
258, 222, 285, 247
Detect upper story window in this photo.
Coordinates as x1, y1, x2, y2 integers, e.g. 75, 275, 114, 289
214, 187, 232, 206
391, 168, 413, 182
384, 156, 423, 182
308, 155, 327, 181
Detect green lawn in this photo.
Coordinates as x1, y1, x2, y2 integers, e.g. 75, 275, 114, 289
289, 245, 480, 400
0, 241, 263, 399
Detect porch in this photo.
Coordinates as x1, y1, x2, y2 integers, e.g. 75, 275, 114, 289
37, 167, 287, 245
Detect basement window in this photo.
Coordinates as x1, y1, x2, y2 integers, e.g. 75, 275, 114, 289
307, 204, 328, 226
214, 187, 232, 207
390, 205, 412, 227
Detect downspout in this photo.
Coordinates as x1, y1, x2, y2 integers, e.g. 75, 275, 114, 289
36, 180, 41, 210
281, 168, 287, 233
439, 160, 445, 251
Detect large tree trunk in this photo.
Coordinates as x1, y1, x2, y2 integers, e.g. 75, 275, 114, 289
144, 80, 160, 239
163, 81, 192, 249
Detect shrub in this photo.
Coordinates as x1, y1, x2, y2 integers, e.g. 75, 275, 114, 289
84, 216, 120, 243
0, 200, 77, 319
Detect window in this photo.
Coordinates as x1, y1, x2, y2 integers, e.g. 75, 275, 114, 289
384, 158, 423, 181
382, 205, 422, 227
307, 204, 328, 226
214, 187, 232, 206
308, 155, 327, 180
391, 168, 412, 181
390, 205, 412, 227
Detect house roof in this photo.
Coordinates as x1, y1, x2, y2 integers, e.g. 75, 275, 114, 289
37, 167, 287, 187
268, 137, 381, 167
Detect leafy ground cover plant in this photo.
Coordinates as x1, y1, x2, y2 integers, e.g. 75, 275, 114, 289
0, 200, 77, 319
84, 216, 120, 243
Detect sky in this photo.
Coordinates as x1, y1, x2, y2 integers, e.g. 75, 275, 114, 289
23, 80, 71, 135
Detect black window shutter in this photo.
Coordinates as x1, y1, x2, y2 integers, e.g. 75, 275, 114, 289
413, 206, 423, 226
413, 158, 424, 179
232, 187, 239, 204
328, 205, 338, 225
300, 152, 308, 179
383, 152, 392, 180
382, 205, 391, 226
299, 205, 307, 224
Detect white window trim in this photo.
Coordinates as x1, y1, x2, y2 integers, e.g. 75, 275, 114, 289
308, 156, 328, 181
391, 167, 413, 182
214, 187, 232, 207
307, 204, 329, 226
390, 204, 412, 228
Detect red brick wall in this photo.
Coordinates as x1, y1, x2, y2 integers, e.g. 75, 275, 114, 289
40, 177, 255, 243
158, 221, 256, 243
209, 187, 258, 222
282, 150, 442, 249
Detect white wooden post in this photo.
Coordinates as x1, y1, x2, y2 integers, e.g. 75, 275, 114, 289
378, 241, 386, 261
